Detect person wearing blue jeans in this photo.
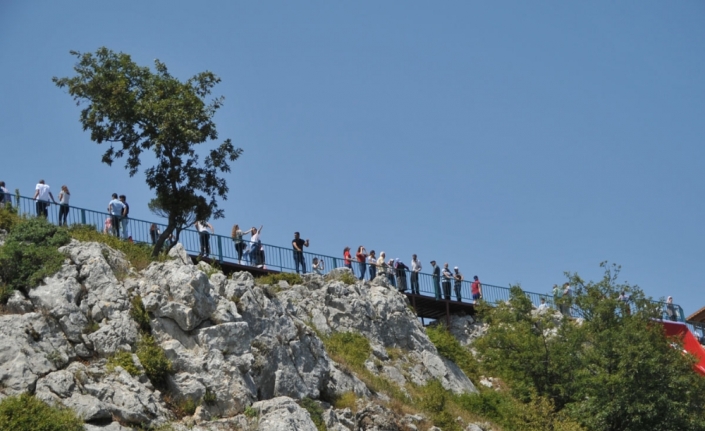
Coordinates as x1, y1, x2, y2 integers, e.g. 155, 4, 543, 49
107, 193, 125, 238
292, 232, 309, 274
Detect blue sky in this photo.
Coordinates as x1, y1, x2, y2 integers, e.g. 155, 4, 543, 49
1, 1, 704, 315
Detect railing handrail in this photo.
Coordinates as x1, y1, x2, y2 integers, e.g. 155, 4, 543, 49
8, 194, 688, 325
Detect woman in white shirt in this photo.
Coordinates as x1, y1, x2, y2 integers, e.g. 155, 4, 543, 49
58, 185, 70, 226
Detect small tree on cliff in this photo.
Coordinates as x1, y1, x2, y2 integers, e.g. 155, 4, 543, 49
53, 47, 242, 256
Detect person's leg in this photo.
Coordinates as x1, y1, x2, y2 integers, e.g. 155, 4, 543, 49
204, 233, 211, 256
455, 284, 462, 302
121, 218, 129, 239
443, 282, 450, 300
434, 280, 441, 300
369, 266, 376, 280
236, 243, 244, 263
411, 272, 418, 294
358, 262, 366, 280
199, 232, 206, 255
301, 254, 306, 273
294, 253, 301, 273
112, 216, 120, 237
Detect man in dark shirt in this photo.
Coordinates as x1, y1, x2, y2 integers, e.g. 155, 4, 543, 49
292, 232, 309, 274
431, 261, 441, 301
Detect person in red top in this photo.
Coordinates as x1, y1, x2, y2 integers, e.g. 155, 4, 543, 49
343, 247, 353, 272
356, 246, 368, 280
471, 275, 482, 304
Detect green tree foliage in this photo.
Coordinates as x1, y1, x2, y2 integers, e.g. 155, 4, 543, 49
0, 393, 84, 431
0, 217, 70, 301
53, 47, 243, 256
474, 263, 705, 431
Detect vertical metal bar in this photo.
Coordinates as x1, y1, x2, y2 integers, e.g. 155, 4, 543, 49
81, 209, 86, 225
217, 236, 223, 263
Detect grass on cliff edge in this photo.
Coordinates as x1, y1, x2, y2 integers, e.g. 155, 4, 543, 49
0, 393, 84, 431
68, 224, 161, 271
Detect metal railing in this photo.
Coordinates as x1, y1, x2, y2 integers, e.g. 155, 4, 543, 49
8, 194, 687, 325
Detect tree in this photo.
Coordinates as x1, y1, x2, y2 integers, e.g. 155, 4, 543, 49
53, 47, 242, 255
474, 263, 705, 431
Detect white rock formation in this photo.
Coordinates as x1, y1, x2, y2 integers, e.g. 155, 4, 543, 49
0, 241, 483, 430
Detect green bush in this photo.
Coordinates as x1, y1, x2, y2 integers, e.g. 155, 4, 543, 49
0, 216, 69, 298
0, 393, 84, 431
130, 295, 151, 333
426, 324, 478, 381
0, 207, 21, 232
256, 272, 303, 286
106, 351, 141, 376
6, 217, 70, 247
300, 397, 325, 431
136, 334, 172, 385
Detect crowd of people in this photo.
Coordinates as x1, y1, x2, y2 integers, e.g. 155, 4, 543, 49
2, 179, 686, 315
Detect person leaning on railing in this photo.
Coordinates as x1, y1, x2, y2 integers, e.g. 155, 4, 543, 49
0, 181, 10, 208
410, 254, 422, 295
367, 250, 377, 280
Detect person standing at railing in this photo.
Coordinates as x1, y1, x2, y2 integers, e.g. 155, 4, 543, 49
119, 195, 130, 239
386, 258, 396, 287
250, 225, 264, 267
57, 185, 70, 226
453, 267, 464, 302
618, 291, 631, 315
562, 283, 573, 317
410, 254, 422, 294
107, 193, 124, 237
471, 275, 482, 304
356, 246, 368, 280
377, 251, 387, 279
232, 224, 253, 264
0, 181, 10, 208
431, 261, 441, 300
343, 247, 353, 272
149, 223, 161, 245
34, 179, 56, 218
395, 259, 409, 293
665, 296, 677, 322
292, 232, 310, 274
442, 263, 453, 300
367, 250, 377, 280
195, 220, 214, 258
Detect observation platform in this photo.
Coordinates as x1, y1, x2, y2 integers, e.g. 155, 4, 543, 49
193, 255, 476, 325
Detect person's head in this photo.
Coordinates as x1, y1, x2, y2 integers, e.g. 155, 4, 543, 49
413, 254, 417, 260
61, 185, 68, 192
369, 250, 375, 257
111, 193, 118, 199
388, 259, 394, 264
563, 282, 569, 287
540, 297, 546, 303
667, 296, 673, 303
150, 223, 156, 230
38, 179, 45, 184
294, 232, 300, 239
380, 251, 385, 258
119, 194, 126, 201
251, 226, 257, 233
430, 260, 436, 266
312, 257, 318, 264
0, 181, 5, 187
454, 266, 459, 272
357, 246, 364, 253
474, 275, 479, 281
444, 262, 449, 268
344, 246, 350, 252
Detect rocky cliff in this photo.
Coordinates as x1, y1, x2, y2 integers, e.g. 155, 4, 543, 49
0, 240, 482, 430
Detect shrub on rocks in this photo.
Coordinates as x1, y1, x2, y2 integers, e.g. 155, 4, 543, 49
0, 216, 70, 300
136, 334, 172, 385
0, 393, 84, 431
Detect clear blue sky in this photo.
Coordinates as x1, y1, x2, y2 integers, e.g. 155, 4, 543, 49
1, 1, 703, 315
